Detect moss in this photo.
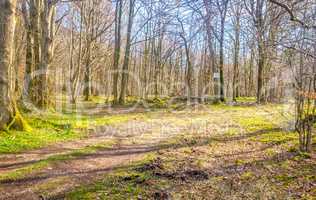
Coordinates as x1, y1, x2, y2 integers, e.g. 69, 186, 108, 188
265, 148, 278, 157
235, 159, 247, 166
0, 127, 84, 153
6, 103, 32, 132
236, 116, 275, 132
147, 97, 170, 108
253, 131, 296, 144
240, 171, 255, 180
275, 175, 296, 185
236, 97, 256, 103
0, 110, 147, 153
183, 148, 192, 154
297, 151, 312, 159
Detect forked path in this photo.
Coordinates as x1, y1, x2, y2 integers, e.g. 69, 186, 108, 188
0, 109, 236, 200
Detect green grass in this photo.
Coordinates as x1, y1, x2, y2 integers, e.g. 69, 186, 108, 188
0, 112, 85, 154
0, 122, 83, 154
0, 110, 147, 154
0, 102, 311, 199
253, 131, 297, 144
235, 115, 276, 132
236, 97, 256, 103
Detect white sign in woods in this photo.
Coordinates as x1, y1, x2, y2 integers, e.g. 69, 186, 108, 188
213, 73, 220, 79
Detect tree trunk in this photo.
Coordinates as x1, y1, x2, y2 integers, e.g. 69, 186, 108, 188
0, 0, 31, 131
256, 0, 265, 103
84, 46, 91, 101
119, 0, 136, 104
0, 0, 16, 129
29, 0, 40, 105
21, 1, 33, 98
219, 17, 225, 102
112, 0, 123, 104
232, 7, 241, 102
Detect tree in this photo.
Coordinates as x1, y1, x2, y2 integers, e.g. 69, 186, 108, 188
216, 0, 230, 102
112, 0, 123, 104
0, 0, 30, 131
119, 0, 136, 104
177, 17, 193, 101
232, 1, 242, 101
244, 0, 266, 103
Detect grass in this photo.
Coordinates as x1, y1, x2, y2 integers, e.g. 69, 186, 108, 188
0, 123, 83, 154
0, 101, 314, 199
62, 103, 315, 199
0, 161, 48, 182
235, 115, 276, 131
0, 110, 147, 154
236, 96, 256, 103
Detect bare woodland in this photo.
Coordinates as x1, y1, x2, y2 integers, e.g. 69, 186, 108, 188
0, 0, 315, 198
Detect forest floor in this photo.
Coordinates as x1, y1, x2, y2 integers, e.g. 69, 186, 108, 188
0, 99, 315, 200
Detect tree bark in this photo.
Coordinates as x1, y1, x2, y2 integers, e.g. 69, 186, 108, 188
0, 0, 31, 131
0, 0, 16, 129
119, 0, 136, 104
112, 0, 123, 104
21, 1, 33, 98
232, 5, 241, 101
256, 0, 265, 103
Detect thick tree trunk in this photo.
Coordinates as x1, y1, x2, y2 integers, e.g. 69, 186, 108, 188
0, 0, 31, 131
0, 0, 16, 129
27, 0, 55, 108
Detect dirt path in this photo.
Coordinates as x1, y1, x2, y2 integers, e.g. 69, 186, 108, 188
0, 105, 295, 200
0, 109, 231, 200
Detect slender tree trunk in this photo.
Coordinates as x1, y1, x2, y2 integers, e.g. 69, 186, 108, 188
84, 46, 91, 101
256, 0, 265, 103
183, 38, 193, 101
119, 0, 136, 104
39, 0, 51, 108
232, 8, 241, 102
21, 1, 33, 98
29, 0, 40, 105
219, 18, 225, 102
112, 0, 123, 103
